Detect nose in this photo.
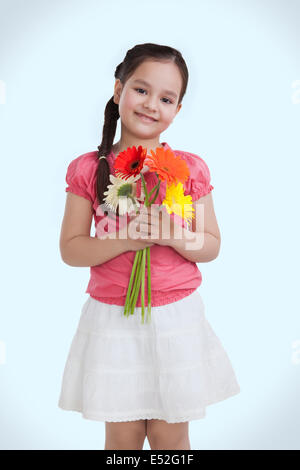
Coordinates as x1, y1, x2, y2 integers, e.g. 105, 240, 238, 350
143, 95, 158, 112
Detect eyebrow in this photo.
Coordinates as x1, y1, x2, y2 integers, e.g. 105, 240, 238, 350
132, 79, 178, 99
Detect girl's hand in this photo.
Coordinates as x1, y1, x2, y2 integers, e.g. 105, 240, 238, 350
118, 210, 155, 252
128, 204, 175, 247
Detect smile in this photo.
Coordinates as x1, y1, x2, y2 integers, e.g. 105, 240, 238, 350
135, 112, 158, 123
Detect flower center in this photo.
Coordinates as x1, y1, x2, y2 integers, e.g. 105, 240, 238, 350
131, 160, 140, 170
118, 183, 133, 197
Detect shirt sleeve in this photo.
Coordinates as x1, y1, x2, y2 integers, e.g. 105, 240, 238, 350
65, 153, 97, 204
187, 153, 214, 201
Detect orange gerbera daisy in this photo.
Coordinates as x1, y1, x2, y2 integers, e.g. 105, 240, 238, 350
114, 145, 147, 180
145, 147, 190, 185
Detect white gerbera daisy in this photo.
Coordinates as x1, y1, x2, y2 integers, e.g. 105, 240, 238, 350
103, 174, 141, 215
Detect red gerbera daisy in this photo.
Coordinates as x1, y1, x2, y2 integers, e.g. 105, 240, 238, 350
114, 145, 147, 180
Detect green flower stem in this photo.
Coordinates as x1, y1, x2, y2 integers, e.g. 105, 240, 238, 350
123, 172, 161, 322
140, 173, 161, 323
124, 249, 141, 316
129, 253, 143, 317
148, 180, 161, 205
147, 182, 160, 200
128, 250, 143, 315
123, 173, 149, 319
128, 249, 143, 315
130, 250, 144, 316
140, 248, 146, 323
146, 246, 151, 323
129, 249, 143, 305
140, 174, 149, 206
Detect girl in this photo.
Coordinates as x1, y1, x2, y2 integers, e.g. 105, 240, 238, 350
58, 43, 240, 450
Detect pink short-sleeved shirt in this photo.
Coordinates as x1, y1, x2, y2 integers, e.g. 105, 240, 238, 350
64, 142, 214, 307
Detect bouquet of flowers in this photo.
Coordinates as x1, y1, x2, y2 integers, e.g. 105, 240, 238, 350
102, 145, 194, 324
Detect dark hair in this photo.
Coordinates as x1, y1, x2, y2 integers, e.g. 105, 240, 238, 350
96, 42, 189, 214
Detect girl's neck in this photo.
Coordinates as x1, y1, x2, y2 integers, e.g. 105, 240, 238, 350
112, 140, 164, 156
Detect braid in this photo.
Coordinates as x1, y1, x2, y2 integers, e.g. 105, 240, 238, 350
96, 62, 123, 210
97, 96, 119, 158
96, 97, 119, 213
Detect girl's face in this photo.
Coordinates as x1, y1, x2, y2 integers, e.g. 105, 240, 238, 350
113, 59, 182, 141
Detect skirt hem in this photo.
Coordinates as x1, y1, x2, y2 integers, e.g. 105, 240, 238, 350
58, 403, 206, 423
58, 385, 240, 424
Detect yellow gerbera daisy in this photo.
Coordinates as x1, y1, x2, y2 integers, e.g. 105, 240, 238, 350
162, 182, 195, 227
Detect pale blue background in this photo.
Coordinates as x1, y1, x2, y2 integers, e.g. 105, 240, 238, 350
0, 0, 299, 450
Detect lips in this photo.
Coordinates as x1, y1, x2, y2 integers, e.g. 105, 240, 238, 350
135, 112, 158, 122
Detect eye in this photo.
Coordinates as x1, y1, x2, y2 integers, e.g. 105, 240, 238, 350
134, 88, 173, 104
161, 97, 173, 104
135, 88, 146, 95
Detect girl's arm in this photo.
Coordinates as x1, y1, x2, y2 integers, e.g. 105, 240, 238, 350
171, 230, 220, 263
60, 193, 154, 267
171, 192, 221, 263
61, 234, 129, 267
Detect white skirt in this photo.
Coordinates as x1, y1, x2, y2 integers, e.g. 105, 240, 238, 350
58, 290, 240, 423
